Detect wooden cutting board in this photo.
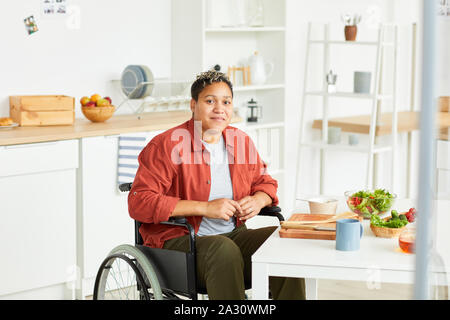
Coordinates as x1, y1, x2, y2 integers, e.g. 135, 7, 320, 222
279, 213, 361, 240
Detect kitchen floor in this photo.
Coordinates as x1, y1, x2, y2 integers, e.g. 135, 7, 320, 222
86, 281, 414, 300
316, 279, 414, 300
241, 280, 414, 300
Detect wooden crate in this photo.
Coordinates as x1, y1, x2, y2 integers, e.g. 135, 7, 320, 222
9, 95, 75, 126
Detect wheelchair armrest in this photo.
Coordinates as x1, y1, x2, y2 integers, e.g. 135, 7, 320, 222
160, 217, 196, 255
119, 182, 132, 192
258, 206, 285, 222
165, 217, 188, 224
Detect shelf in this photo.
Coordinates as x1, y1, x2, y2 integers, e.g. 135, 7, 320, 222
312, 111, 450, 136
300, 141, 392, 154
205, 27, 285, 33
312, 111, 417, 136
234, 84, 284, 92
305, 91, 392, 100
308, 40, 394, 46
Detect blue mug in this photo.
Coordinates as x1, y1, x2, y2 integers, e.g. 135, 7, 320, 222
336, 219, 363, 251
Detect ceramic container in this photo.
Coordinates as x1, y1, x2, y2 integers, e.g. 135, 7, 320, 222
248, 51, 274, 85
354, 71, 371, 94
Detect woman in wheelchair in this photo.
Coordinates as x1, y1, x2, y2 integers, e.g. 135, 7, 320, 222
127, 70, 305, 300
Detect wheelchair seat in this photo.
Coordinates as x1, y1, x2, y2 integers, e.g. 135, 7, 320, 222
93, 182, 284, 300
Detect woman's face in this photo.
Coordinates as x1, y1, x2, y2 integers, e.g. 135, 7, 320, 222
190, 81, 233, 135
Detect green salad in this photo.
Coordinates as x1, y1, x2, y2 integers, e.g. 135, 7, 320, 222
370, 210, 408, 228
347, 189, 395, 217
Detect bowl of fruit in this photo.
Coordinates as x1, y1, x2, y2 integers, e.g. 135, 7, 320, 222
345, 189, 396, 219
80, 94, 115, 123
370, 208, 415, 238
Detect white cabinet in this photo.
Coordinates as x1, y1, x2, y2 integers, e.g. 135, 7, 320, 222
0, 140, 78, 297
79, 132, 161, 298
171, 0, 287, 205
79, 135, 133, 297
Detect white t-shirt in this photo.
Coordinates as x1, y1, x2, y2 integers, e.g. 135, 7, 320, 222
197, 135, 236, 236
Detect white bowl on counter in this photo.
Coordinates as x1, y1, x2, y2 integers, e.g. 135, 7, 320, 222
303, 197, 339, 215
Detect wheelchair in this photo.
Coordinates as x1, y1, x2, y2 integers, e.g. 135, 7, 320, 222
93, 182, 284, 300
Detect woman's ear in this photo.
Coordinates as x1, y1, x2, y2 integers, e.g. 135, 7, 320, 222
190, 98, 196, 116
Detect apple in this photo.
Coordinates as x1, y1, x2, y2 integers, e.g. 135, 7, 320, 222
104, 96, 112, 104
90, 94, 102, 103
96, 98, 109, 107
80, 96, 90, 106
84, 101, 96, 107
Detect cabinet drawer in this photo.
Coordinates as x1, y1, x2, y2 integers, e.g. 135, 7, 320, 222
0, 139, 78, 177
436, 140, 450, 170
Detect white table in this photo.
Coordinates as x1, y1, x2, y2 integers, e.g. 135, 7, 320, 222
251, 199, 450, 299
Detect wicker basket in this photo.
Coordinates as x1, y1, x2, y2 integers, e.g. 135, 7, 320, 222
82, 105, 115, 122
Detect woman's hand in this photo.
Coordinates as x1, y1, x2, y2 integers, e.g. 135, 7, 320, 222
236, 192, 272, 221
204, 198, 243, 221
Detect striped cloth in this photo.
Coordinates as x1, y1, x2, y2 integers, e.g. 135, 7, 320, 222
117, 131, 163, 187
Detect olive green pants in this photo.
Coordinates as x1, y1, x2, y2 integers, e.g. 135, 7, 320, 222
163, 224, 306, 300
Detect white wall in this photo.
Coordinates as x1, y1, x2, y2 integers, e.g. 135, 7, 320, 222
285, 0, 422, 212
0, 0, 171, 119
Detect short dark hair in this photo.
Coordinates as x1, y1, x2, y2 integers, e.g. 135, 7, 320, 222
190, 70, 233, 101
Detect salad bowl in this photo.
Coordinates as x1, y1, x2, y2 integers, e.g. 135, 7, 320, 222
369, 211, 409, 238
345, 189, 396, 219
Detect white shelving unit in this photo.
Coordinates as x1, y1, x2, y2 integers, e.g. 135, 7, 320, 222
171, 0, 287, 205
295, 22, 399, 200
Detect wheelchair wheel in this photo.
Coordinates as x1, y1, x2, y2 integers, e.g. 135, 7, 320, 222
93, 244, 163, 300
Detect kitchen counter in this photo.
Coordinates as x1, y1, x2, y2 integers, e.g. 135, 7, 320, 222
0, 110, 243, 146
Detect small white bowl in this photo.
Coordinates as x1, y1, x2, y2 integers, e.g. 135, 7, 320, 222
306, 198, 339, 215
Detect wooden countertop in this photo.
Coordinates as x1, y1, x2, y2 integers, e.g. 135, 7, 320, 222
312, 111, 450, 139
0, 110, 243, 146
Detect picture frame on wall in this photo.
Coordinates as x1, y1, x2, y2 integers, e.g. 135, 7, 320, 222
24, 15, 38, 35
42, 0, 67, 16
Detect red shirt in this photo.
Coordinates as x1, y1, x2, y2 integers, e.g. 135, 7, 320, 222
128, 118, 279, 248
